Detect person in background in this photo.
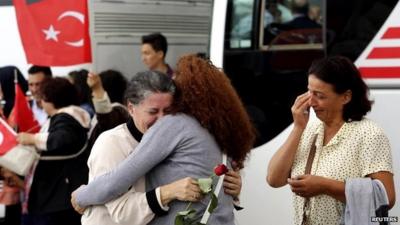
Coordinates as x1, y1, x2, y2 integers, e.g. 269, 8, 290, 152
266, 56, 395, 225
308, 4, 321, 25
72, 55, 255, 225
85, 70, 130, 158
27, 65, 52, 125
17, 77, 90, 225
68, 69, 95, 118
141, 33, 173, 77
283, 0, 320, 29
0, 66, 28, 225
0, 66, 29, 118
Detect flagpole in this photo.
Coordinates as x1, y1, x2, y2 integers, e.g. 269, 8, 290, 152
0, 84, 5, 119
13, 69, 19, 132
14, 69, 18, 84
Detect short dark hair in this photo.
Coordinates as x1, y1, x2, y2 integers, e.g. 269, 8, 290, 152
308, 56, 372, 121
125, 70, 175, 105
291, 0, 309, 15
99, 70, 128, 104
141, 32, 168, 57
40, 77, 79, 109
68, 69, 92, 106
28, 65, 52, 77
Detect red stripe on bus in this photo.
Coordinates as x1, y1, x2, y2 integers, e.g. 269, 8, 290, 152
367, 47, 400, 59
382, 27, 400, 39
359, 67, 400, 78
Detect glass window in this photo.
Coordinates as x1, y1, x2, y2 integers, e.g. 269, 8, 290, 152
261, 0, 323, 50
227, 0, 255, 48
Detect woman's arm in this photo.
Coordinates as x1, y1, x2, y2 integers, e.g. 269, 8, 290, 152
267, 92, 311, 187
75, 115, 185, 207
363, 127, 395, 208
369, 171, 396, 209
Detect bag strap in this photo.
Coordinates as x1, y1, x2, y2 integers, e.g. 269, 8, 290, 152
304, 135, 318, 175
200, 153, 227, 224
301, 135, 318, 225
39, 141, 88, 161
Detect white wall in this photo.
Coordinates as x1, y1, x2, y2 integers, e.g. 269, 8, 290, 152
0, 6, 90, 78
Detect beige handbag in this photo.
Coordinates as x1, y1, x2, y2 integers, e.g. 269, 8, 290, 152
0, 144, 39, 176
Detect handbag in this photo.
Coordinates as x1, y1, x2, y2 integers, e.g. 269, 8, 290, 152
0, 144, 39, 176
0, 140, 88, 176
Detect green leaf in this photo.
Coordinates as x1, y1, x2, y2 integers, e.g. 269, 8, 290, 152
208, 193, 218, 213
198, 178, 213, 193
186, 209, 197, 219
175, 215, 184, 225
177, 210, 191, 216
177, 209, 196, 216
175, 208, 197, 225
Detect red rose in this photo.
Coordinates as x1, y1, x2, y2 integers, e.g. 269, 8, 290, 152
214, 164, 229, 176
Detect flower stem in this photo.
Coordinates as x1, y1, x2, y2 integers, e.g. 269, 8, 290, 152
185, 202, 192, 211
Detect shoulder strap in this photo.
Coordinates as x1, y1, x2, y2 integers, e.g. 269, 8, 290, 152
200, 153, 227, 224
301, 135, 318, 225
39, 141, 88, 161
304, 135, 318, 174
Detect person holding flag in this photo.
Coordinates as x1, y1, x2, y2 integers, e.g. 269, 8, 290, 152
27, 65, 52, 126
0, 66, 31, 225
17, 77, 90, 225
8, 68, 41, 134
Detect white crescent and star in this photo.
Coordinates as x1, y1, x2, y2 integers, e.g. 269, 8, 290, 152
42, 10, 85, 47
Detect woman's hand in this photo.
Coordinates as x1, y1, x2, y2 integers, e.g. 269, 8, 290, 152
287, 175, 325, 198
160, 177, 202, 206
87, 72, 105, 99
71, 185, 87, 214
16, 133, 35, 145
223, 169, 242, 198
288, 175, 345, 202
291, 92, 311, 129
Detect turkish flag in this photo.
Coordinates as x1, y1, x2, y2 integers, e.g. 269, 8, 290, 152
13, 0, 92, 66
7, 83, 40, 133
0, 118, 17, 156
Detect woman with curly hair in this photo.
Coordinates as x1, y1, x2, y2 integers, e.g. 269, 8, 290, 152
73, 54, 256, 224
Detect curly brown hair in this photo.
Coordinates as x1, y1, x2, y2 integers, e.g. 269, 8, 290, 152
173, 55, 256, 167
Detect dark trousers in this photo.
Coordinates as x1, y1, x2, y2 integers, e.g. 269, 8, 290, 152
0, 204, 21, 225
22, 209, 81, 225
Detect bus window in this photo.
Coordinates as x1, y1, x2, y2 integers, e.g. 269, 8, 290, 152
261, 0, 323, 50
227, 0, 256, 48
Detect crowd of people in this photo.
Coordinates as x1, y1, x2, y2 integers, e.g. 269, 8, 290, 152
0, 31, 396, 225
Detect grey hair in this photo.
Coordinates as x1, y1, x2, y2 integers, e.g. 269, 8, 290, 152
125, 70, 176, 105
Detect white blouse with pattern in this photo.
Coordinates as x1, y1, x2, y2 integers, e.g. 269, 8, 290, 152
291, 118, 393, 225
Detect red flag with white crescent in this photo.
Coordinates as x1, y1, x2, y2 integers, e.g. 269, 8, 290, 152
0, 117, 17, 156
12, 0, 92, 66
